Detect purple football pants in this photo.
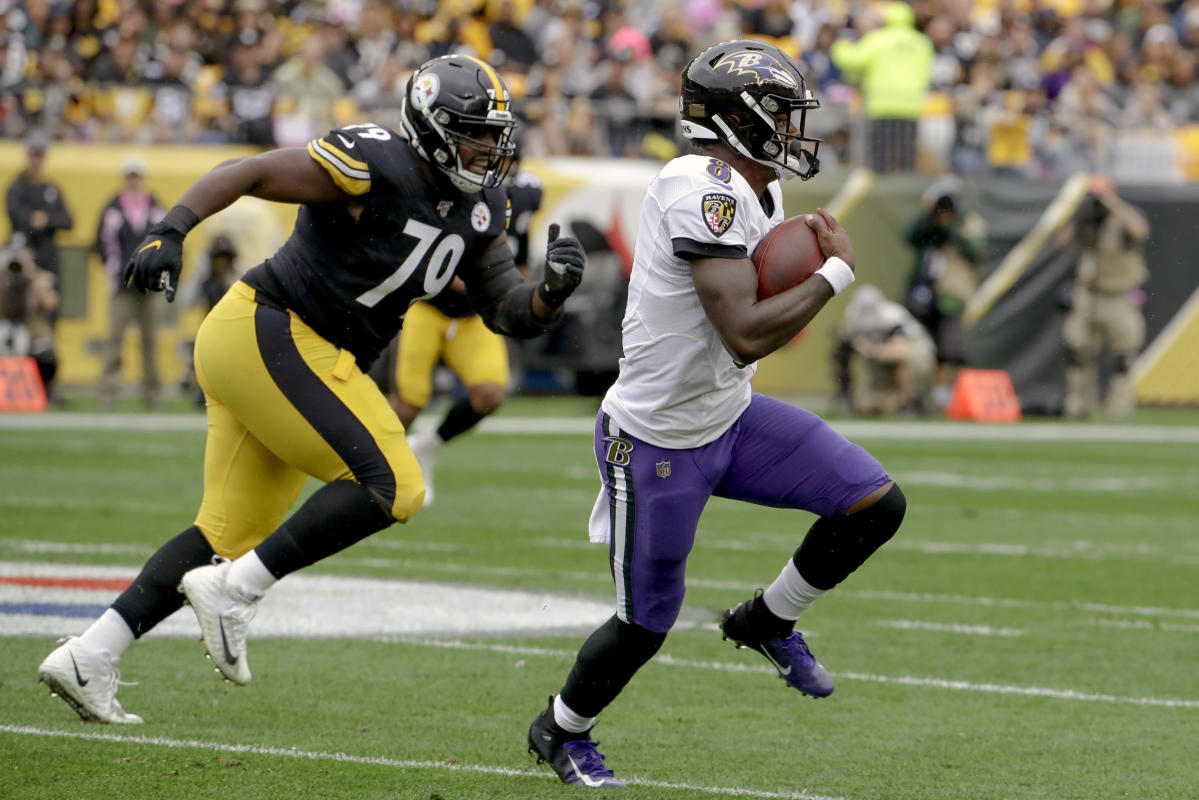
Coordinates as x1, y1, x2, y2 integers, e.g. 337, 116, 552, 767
593, 393, 891, 633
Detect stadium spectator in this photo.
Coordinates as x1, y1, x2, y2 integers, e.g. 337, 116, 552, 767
902, 178, 985, 410
218, 30, 277, 146
1060, 176, 1150, 421
95, 155, 167, 411
5, 133, 72, 280
270, 31, 345, 144
0, 237, 59, 398
526, 40, 905, 788
36, 54, 584, 727
0, 0, 1194, 170
831, 1, 933, 172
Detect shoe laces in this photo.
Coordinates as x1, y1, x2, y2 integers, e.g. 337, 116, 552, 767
769, 631, 816, 668
560, 739, 616, 778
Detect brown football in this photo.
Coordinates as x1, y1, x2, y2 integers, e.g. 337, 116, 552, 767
752, 215, 826, 300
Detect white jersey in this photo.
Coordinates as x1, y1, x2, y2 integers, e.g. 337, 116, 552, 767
601, 154, 784, 448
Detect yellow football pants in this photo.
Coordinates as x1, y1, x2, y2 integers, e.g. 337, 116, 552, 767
395, 300, 509, 408
191, 282, 424, 558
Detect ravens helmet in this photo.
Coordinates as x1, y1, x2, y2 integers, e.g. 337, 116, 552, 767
680, 40, 821, 181
401, 55, 517, 193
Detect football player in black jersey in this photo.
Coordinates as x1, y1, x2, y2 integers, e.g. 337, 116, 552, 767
37, 55, 585, 724
389, 136, 545, 507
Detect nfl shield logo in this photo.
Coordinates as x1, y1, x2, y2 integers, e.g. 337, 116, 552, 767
655, 460, 671, 479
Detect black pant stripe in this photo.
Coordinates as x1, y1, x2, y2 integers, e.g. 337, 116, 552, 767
253, 302, 397, 510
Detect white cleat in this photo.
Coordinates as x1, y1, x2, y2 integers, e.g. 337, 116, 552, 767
407, 430, 442, 508
179, 561, 260, 685
37, 636, 143, 724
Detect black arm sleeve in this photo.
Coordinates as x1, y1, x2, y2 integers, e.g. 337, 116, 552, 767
462, 243, 561, 339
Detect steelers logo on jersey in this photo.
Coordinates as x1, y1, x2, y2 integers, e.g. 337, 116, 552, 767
412, 73, 440, 111
702, 193, 737, 237
471, 201, 491, 231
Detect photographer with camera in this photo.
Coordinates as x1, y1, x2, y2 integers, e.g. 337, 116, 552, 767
902, 178, 985, 409
1060, 175, 1150, 420
0, 237, 61, 398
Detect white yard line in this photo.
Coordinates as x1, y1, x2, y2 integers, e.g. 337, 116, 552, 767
3, 412, 1199, 443
0, 725, 845, 800
871, 620, 1026, 637
405, 639, 1199, 710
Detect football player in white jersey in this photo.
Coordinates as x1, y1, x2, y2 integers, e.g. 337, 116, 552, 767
527, 40, 907, 787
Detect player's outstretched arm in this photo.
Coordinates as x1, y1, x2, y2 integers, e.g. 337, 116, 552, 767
693, 209, 853, 366
463, 224, 585, 338
123, 149, 346, 301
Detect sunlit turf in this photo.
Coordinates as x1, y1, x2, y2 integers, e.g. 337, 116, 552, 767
2, 415, 1198, 799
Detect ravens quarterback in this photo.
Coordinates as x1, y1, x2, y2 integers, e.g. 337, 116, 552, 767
525, 40, 907, 787
36, 55, 584, 724
387, 135, 545, 507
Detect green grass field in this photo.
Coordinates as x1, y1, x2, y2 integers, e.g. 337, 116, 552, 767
2, 408, 1198, 800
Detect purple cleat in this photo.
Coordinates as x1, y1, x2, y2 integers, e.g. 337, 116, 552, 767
720, 597, 835, 698
528, 696, 625, 788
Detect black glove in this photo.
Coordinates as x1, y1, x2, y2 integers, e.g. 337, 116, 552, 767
122, 206, 199, 302
536, 223, 584, 308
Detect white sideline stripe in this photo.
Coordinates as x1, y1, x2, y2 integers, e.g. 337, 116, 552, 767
0, 726, 845, 800
404, 639, 1199, 709
895, 470, 1183, 492
872, 620, 1025, 637
1093, 619, 1199, 635
849, 590, 1199, 620
3, 412, 1199, 443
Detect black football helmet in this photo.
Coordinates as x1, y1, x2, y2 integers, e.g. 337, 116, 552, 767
401, 54, 517, 193
680, 40, 821, 181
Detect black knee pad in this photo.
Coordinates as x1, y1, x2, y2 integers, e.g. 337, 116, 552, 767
560, 615, 667, 718
794, 483, 907, 591
1063, 347, 1083, 367
1112, 353, 1132, 374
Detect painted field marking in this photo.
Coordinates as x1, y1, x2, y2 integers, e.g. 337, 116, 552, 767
872, 620, 1026, 637
528, 534, 1196, 565
406, 640, 1199, 710
0, 725, 846, 800
5, 555, 1197, 626
3, 412, 1199, 444
1092, 618, 1199, 635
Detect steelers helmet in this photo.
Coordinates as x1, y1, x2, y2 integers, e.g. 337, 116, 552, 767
680, 40, 821, 181
401, 55, 517, 193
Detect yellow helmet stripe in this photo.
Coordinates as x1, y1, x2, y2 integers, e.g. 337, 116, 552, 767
464, 55, 508, 112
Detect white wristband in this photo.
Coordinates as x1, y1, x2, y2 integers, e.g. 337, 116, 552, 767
815, 256, 855, 296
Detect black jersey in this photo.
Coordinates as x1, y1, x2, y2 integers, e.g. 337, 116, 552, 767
242, 123, 508, 367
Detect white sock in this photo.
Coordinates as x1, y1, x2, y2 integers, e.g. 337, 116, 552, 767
225, 549, 275, 598
77, 608, 135, 660
761, 560, 827, 621
553, 694, 596, 734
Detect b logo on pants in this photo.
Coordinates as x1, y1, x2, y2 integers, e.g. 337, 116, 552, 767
603, 436, 633, 466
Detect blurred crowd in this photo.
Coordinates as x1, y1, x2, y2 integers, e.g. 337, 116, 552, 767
0, 0, 1197, 177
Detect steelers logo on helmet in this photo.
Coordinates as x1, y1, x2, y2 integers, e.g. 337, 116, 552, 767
400, 54, 517, 194
411, 73, 440, 111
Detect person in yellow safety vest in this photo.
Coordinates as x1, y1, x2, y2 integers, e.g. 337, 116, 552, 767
831, 2, 933, 173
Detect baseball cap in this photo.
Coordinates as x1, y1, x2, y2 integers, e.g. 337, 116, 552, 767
121, 155, 147, 176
